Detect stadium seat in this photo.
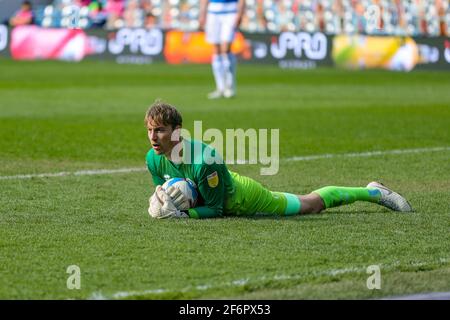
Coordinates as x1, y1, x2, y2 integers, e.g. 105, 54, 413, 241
26, 0, 447, 36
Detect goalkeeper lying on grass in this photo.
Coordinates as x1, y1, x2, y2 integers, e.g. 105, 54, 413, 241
145, 100, 413, 219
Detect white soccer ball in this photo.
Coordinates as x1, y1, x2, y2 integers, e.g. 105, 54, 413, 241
162, 178, 198, 208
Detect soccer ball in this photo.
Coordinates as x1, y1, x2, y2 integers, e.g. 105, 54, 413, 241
162, 178, 198, 209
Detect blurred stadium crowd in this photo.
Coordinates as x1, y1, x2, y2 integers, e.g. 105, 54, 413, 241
7, 0, 450, 36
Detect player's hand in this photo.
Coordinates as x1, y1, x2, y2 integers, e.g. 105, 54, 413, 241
198, 16, 205, 31
148, 186, 163, 218
154, 186, 189, 219
234, 18, 241, 31
165, 185, 191, 210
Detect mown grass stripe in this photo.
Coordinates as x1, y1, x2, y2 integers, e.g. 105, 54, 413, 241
1, 146, 449, 180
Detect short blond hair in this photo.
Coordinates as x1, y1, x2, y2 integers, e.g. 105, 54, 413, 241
144, 99, 182, 129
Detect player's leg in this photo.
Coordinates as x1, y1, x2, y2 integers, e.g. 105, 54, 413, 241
209, 44, 226, 99
226, 173, 412, 216
304, 183, 413, 213
296, 187, 378, 215
282, 181, 413, 215
220, 13, 238, 98
220, 42, 235, 98
225, 172, 358, 216
225, 172, 301, 216
205, 13, 225, 99
298, 193, 325, 214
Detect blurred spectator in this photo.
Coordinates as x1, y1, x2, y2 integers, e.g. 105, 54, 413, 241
255, 0, 267, 31
276, 1, 293, 32
76, 0, 93, 6
88, 0, 108, 27
105, 0, 125, 29
24, 0, 450, 36
141, 0, 161, 28
8, 0, 34, 27
141, 0, 152, 14
123, 0, 143, 27
176, 1, 199, 31
353, 1, 366, 33
144, 11, 158, 29
160, 0, 173, 30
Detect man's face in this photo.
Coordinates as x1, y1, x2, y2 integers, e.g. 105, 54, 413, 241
146, 119, 180, 156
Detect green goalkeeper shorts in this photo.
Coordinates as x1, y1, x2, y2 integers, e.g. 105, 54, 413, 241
224, 171, 301, 216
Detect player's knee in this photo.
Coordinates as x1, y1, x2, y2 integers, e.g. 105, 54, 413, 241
307, 204, 323, 214
212, 45, 221, 55
220, 43, 231, 54
300, 194, 325, 214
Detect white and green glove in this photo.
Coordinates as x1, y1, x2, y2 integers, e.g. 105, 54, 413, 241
148, 189, 163, 218
165, 185, 191, 210
148, 186, 189, 219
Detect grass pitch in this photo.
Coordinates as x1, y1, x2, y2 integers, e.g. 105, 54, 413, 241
0, 59, 449, 299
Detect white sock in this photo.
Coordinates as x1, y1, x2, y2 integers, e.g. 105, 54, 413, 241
221, 53, 234, 91
212, 54, 225, 92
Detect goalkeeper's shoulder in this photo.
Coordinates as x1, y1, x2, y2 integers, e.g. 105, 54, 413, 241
146, 148, 162, 171
145, 148, 156, 161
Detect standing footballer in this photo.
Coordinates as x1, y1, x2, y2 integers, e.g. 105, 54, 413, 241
199, 0, 246, 99
145, 100, 413, 219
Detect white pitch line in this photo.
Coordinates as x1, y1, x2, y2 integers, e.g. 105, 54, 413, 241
89, 257, 449, 300
89, 268, 360, 300
1, 146, 449, 181
284, 146, 450, 162
0, 167, 146, 180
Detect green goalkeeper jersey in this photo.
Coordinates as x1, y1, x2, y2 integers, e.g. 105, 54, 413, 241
146, 139, 235, 218
146, 138, 301, 218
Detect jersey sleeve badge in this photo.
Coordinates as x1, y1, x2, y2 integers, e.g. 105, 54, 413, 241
207, 171, 219, 188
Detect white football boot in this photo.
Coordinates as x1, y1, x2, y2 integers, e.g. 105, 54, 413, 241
367, 181, 413, 212
223, 87, 235, 99
207, 90, 223, 100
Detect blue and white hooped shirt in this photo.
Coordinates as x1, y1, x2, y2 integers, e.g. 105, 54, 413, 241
208, 0, 238, 14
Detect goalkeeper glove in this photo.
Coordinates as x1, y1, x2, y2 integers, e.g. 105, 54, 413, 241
150, 186, 189, 219
148, 189, 163, 218
165, 185, 191, 210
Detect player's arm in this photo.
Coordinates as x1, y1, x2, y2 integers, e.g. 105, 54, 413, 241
150, 172, 165, 186
235, 0, 246, 29
187, 165, 226, 219
146, 162, 165, 186
146, 152, 165, 186
199, 0, 208, 30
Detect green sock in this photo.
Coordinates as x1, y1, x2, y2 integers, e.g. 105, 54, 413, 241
313, 186, 381, 209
